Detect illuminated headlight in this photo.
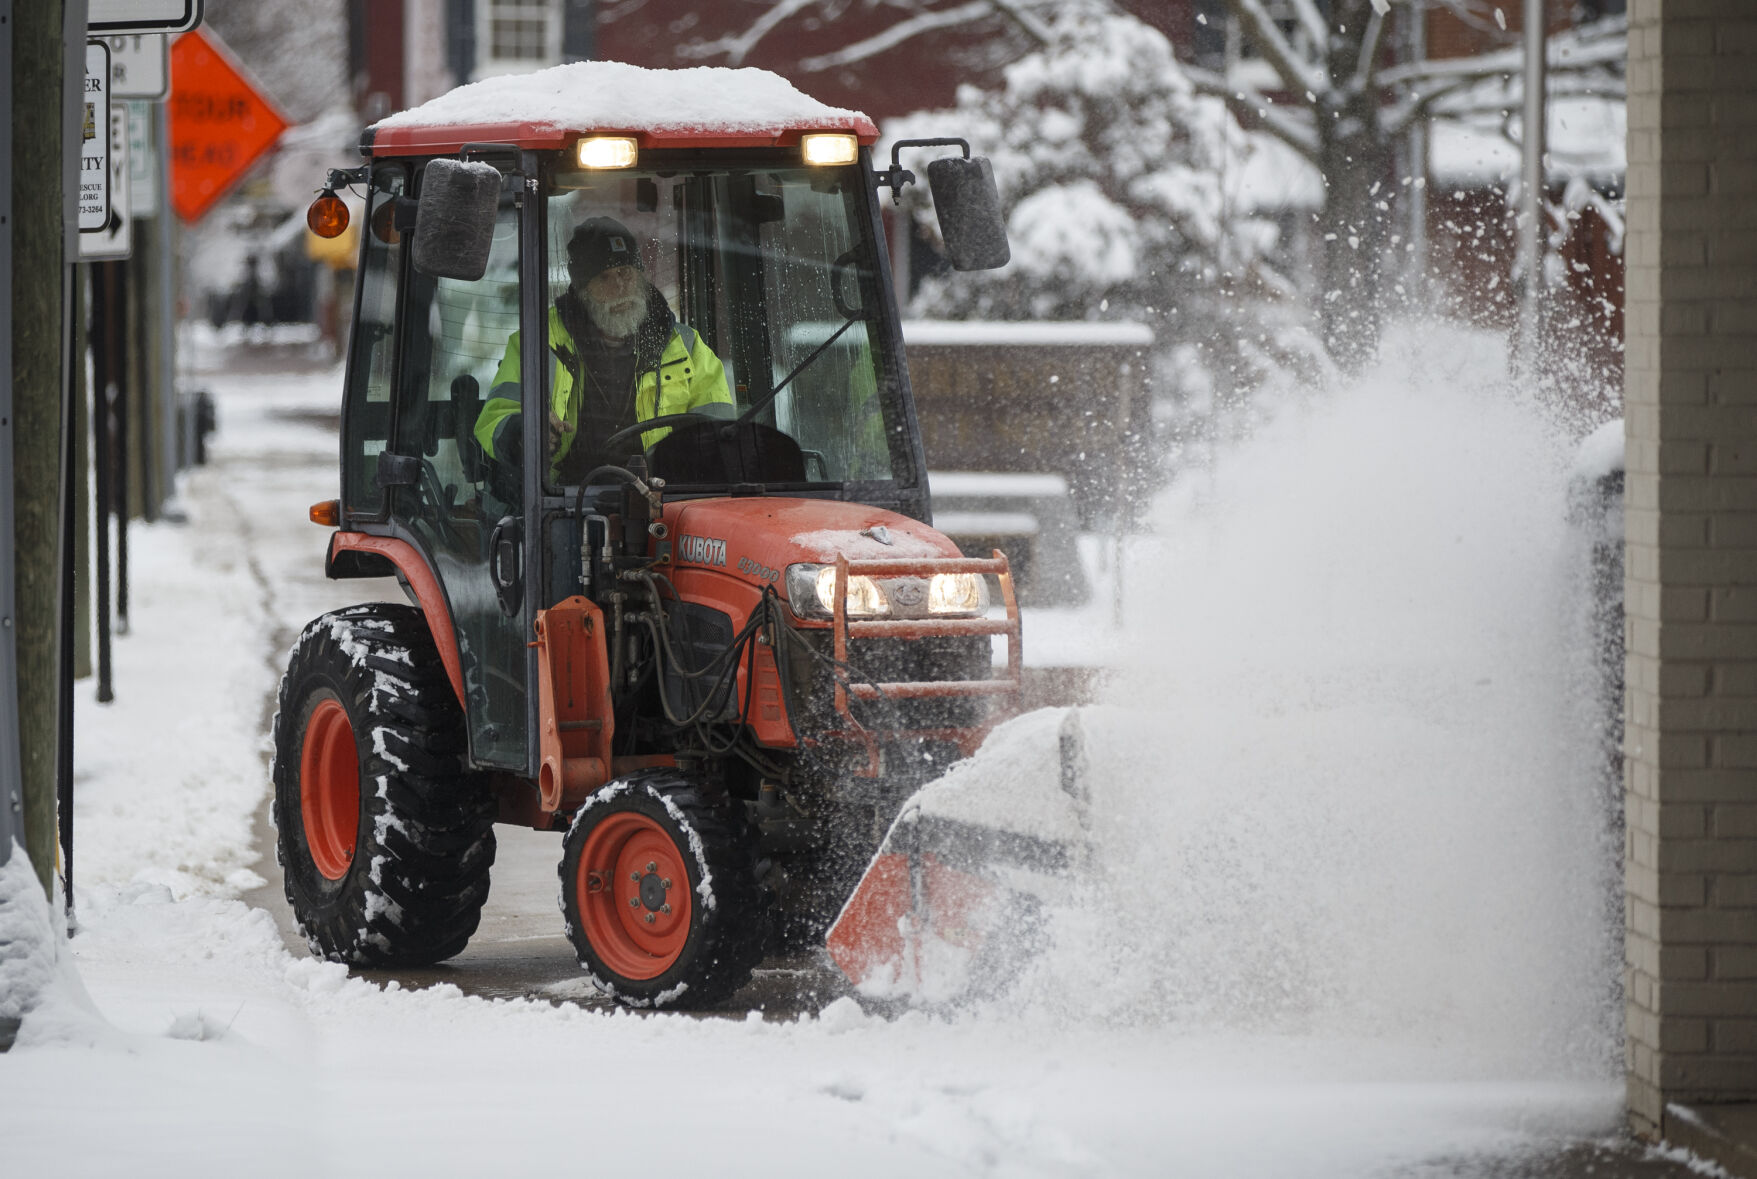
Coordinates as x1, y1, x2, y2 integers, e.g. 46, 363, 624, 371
786, 563, 889, 618
576, 136, 638, 169
800, 133, 858, 166
928, 573, 988, 616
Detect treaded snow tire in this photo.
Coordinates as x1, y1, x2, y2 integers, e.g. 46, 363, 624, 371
272, 602, 495, 967
559, 770, 763, 1009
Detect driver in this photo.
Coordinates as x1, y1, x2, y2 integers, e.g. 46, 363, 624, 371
474, 217, 732, 485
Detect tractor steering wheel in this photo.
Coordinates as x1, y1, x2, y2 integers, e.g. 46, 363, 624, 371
600, 411, 723, 456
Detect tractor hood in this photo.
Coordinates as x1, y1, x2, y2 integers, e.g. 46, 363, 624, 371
661, 498, 961, 589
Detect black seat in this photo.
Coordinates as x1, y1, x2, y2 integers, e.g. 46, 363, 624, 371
452, 373, 485, 483
647, 419, 807, 485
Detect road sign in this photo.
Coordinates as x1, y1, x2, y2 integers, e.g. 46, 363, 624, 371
89, 0, 203, 35
167, 27, 288, 224
103, 33, 168, 99
81, 106, 132, 260
127, 101, 158, 216
79, 41, 112, 233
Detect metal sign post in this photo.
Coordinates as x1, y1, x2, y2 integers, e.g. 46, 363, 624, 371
0, 0, 21, 868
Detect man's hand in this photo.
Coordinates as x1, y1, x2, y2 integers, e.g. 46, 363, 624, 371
547, 408, 575, 452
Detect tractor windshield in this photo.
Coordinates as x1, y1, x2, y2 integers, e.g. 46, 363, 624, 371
526, 154, 905, 490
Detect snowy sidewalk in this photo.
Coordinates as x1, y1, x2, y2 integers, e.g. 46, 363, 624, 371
0, 333, 1711, 1178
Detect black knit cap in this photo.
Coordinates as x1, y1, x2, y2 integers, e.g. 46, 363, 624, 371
566, 217, 645, 287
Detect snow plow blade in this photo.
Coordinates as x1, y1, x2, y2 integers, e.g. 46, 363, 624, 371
826, 708, 1090, 1005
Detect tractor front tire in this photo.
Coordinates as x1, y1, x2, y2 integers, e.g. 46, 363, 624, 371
560, 770, 763, 1008
272, 603, 495, 967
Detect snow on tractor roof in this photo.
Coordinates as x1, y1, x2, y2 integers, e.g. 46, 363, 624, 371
367, 61, 879, 156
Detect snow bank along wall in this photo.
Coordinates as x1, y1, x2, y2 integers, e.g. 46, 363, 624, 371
1621, 0, 1757, 1150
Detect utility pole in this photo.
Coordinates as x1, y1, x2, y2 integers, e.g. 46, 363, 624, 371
1516, 0, 1548, 372
9, 0, 86, 901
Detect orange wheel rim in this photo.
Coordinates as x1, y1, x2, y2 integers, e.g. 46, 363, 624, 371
576, 811, 693, 980
300, 698, 360, 881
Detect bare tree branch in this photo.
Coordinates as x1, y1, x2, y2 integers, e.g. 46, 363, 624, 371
676, 0, 821, 66
797, 1, 1000, 72
1349, 8, 1386, 97
1185, 66, 1321, 160
1375, 17, 1625, 88
988, 0, 1054, 49
1225, 0, 1330, 99
1287, 0, 1331, 55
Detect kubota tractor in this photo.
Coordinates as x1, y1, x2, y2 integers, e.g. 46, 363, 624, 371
273, 63, 1021, 1008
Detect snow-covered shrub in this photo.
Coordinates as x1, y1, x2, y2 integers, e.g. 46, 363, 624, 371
882, 6, 1328, 433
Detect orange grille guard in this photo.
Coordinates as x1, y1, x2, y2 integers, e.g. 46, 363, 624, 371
829, 550, 1021, 774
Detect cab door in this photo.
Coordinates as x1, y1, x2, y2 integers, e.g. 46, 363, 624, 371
389, 159, 531, 771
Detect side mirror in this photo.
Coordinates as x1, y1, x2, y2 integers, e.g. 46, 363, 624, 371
927, 156, 1010, 271
412, 158, 502, 281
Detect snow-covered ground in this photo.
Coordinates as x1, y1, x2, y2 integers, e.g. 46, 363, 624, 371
0, 321, 1697, 1177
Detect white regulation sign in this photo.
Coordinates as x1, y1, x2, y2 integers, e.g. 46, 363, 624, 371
81, 106, 133, 261
88, 0, 203, 35
79, 41, 112, 234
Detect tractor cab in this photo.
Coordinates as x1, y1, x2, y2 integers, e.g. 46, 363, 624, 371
283, 63, 1018, 1007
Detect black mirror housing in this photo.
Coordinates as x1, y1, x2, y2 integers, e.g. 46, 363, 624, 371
927, 156, 1010, 272
412, 158, 502, 281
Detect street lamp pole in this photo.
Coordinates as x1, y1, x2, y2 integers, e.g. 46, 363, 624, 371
1518, 0, 1548, 373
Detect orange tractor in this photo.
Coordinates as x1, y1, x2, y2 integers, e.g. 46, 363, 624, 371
273, 63, 1021, 1007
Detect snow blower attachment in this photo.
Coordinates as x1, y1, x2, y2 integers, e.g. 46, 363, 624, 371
273, 62, 1026, 1008
826, 709, 1091, 1004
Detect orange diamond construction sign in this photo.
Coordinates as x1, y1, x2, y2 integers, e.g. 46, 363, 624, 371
168, 27, 288, 223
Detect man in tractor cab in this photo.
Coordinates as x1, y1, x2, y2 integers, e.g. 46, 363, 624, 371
473, 217, 733, 485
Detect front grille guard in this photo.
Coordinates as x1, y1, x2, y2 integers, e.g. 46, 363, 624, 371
828, 550, 1022, 776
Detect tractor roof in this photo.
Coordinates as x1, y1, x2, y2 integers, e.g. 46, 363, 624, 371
365, 61, 880, 157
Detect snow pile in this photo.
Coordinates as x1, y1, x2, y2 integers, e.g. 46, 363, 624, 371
0, 850, 111, 1048
373, 60, 873, 137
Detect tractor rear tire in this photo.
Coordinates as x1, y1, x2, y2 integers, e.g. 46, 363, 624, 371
559, 770, 764, 1008
272, 603, 495, 967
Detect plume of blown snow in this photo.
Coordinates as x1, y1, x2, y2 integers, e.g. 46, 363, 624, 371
1009, 320, 1618, 1077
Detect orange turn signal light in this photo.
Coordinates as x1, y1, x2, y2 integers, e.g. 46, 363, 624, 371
309, 499, 340, 526
307, 189, 350, 238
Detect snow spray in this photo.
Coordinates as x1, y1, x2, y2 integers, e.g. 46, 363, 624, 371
1010, 321, 1620, 1077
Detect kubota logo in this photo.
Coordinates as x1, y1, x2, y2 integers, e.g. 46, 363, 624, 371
678, 534, 727, 567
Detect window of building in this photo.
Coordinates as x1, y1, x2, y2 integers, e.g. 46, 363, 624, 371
476, 0, 561, 76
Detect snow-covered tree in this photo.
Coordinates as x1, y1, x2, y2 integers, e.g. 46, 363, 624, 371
885, 7, 1326, 414
686, 0, 1625, 369
1189, 0, 1624, 365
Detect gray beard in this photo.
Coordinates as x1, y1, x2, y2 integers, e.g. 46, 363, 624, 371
587, 290, 646, 341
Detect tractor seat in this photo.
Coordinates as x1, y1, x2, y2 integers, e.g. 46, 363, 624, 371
452, 372, 485, 484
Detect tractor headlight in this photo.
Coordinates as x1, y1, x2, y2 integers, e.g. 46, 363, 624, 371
928, 572, 989, 616
801, 133, 859, 166
575, 136, 638, 169
786, 564, 889, 618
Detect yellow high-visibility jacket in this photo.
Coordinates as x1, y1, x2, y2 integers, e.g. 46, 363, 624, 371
474, 297, 731, 482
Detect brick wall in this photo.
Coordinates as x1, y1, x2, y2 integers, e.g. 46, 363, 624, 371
1624, 0, 1757, 1138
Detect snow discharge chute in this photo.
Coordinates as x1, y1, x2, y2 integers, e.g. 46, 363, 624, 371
827, 708, 1091, 1005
